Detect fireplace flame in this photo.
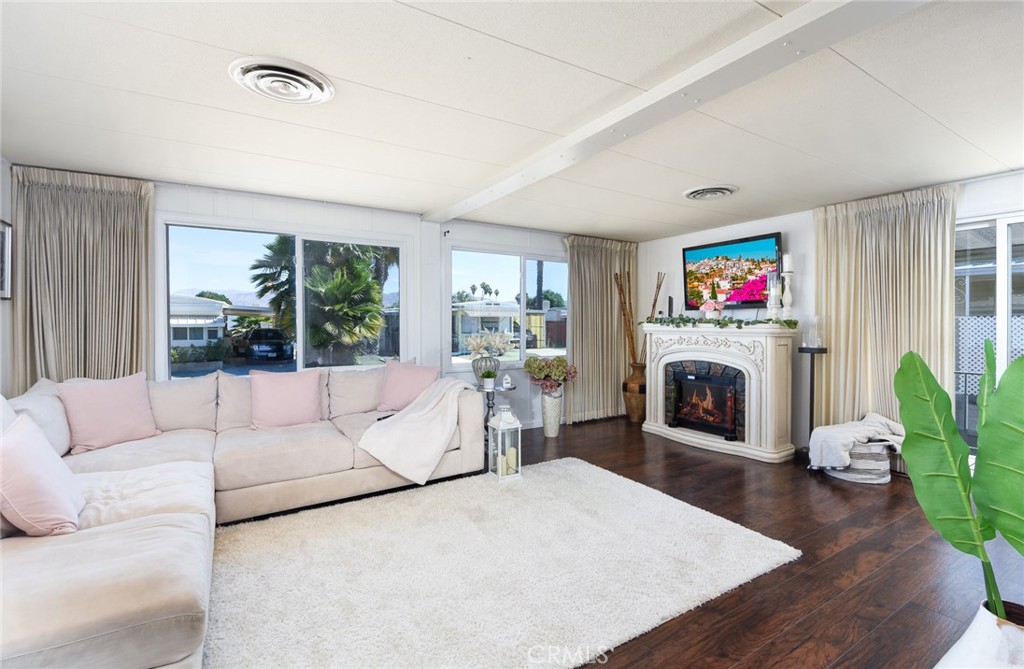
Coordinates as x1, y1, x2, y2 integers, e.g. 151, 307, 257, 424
682, 385, 723, 424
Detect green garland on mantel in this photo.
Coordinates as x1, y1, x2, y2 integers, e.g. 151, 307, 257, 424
645, 315, 800, 330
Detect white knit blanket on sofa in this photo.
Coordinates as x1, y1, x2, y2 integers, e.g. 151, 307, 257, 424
360, 378, 474, 485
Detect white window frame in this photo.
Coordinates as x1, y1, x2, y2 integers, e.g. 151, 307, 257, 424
154, 215, 410, 380
957, 211, 1024, 375
443, 241, 569, 374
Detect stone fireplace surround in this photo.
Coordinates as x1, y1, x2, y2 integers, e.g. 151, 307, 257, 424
642, 323, 796, 463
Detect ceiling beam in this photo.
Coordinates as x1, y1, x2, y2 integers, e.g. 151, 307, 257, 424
422, 0, 925, 224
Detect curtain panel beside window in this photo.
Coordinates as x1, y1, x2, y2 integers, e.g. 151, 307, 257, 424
565, 234, 637, 424
814, 184, 958, 426
12, 166, 154, 393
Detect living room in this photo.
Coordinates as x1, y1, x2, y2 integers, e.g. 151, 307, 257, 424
2, 2, 1023, 668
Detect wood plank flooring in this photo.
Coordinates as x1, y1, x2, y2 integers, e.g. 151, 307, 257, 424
518, 418, 1022, 669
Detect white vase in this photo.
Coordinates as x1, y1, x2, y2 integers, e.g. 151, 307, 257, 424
482, 377, 495, 391
936, 601, 1024, 668
541, 387, 563, 438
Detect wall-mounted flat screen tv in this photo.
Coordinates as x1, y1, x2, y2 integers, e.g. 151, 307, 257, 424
682, 232, 781, 309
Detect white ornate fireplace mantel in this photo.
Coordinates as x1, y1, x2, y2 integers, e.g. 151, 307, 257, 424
642, 323, 796, 463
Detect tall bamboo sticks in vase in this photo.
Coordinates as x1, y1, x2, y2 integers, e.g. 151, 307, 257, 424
614, 271, 665, 422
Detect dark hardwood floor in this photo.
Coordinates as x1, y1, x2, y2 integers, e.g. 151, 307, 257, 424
519, 418, 1023, 669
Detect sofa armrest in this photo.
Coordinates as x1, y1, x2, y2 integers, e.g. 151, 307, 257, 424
456, 389, 484, 473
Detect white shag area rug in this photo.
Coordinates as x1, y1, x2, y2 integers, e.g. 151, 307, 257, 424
204, 458, 800, 669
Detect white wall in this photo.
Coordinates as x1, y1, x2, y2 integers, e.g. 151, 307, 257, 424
0, 158, 12, 397
637, 211, 817, 448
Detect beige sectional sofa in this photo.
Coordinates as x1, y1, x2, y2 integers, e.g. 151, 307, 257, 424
1, 368, 484, 669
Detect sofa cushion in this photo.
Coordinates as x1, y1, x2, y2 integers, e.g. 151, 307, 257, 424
1, 394, 18, 431
1, 414, 85, 537
58, 373, 160, 454
329, 366, 384, 417
216, 371, 251, 432
214, 422, 354, 490
250, 369, 321, 428
148, 373, 218, 432
63, 429, 215, 475
377, 360, 440, 411
331, 413, 460, 470
318, 367, 330, 420
77, 461, 215, 530
0, 513, 212, 669
7, 379, 71, 456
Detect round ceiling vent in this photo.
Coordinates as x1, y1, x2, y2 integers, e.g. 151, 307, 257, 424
229, 57, 334, 105
684, 185, 738, 201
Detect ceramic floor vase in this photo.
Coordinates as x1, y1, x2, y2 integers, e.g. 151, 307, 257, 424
542, 388, 563, 438
936, 601, 1024, 668
622, 362, 646, 423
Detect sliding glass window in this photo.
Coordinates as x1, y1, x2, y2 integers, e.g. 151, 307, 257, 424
166, 225, 399, 378
952, 213, 1024, 445
449, 249, 569, 369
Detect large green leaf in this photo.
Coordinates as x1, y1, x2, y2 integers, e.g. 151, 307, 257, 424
977, 340, 996, 430
894, 352, 987, 559
973, 355, 1024, 558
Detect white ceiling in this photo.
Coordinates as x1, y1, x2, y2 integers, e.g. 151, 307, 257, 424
1, 1, 1021, 242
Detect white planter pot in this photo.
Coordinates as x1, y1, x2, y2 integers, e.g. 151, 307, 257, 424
936, 601, 1024, 668
542, 388, 563, 438
482, 378, 495, 391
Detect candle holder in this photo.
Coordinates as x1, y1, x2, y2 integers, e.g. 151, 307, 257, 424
488, 406, 521, 481
781, 271, 794, 319
766, 271, 782, 319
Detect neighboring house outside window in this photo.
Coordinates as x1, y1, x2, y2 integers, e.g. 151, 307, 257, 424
168, 294, 227, 347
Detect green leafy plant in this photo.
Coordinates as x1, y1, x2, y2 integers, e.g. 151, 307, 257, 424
478, 370, 497, 379
893, 341, 1024, 621
647, 315, 799, 330
170, 340, 230, 364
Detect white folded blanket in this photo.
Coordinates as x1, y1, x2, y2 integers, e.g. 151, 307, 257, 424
809, 412, 905, 469
360, 378, 474, 485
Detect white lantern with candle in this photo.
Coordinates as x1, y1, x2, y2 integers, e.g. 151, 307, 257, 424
488, 405, 522, 480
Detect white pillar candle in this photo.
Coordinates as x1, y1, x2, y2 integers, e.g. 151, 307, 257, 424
781, 253, 793, 273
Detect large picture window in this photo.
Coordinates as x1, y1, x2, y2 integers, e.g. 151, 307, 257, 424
167, 225, 399, 378
450, 249, 568, 368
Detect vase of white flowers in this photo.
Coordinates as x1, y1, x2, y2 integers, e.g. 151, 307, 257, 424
466, 331, 512, 383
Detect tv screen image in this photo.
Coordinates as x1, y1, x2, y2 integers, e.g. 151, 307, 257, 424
683, 233, 780, 309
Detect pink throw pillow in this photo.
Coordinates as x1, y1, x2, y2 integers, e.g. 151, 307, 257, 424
1, 414, 85, 536
377, 360, 440, 411
250, 370, 321, 429
57, 372, 159, 454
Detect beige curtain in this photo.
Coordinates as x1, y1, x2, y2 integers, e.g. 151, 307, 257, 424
12, 166, 154, 392
565, 235, 637, 423
815, 184, 958, 425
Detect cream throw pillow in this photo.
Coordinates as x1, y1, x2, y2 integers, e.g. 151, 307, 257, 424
250, 369, 321, 429
329, 367, 385, 417
7, 379, 72, 456
148, 373, 218, 431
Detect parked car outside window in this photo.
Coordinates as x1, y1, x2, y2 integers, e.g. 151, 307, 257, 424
234, 328, 295, 361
